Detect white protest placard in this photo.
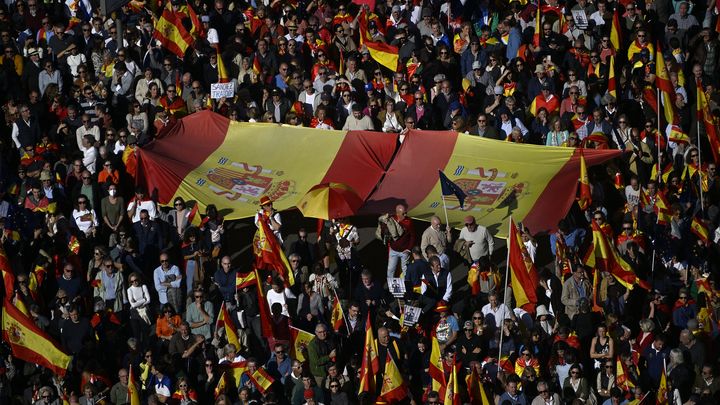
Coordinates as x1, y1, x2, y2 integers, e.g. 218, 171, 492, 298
388, 277, 406, 297
403, 305, 421, 326
571, 10, 589, 29
211, 82, 234, 99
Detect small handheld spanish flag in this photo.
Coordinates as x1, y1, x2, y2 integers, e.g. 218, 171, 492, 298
691, 215, 710, 245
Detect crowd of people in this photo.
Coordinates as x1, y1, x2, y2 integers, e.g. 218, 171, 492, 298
1, 0, 720, 404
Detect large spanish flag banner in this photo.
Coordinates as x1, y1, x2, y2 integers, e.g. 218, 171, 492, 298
2, 298, 71, 375
371, 130, 620, 237
137, 112, 619, 238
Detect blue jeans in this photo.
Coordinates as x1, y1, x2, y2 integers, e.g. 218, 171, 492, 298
186, 259, 196, 295
387, 248, 410, 279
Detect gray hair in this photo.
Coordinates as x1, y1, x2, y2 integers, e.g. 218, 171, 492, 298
669, 348, 684, 365
223, 343, 237, 355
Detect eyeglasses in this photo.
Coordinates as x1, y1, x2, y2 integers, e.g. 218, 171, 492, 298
160, 259, 169, 263
205, 363, 213, 367
538, 390, 548, 394
569, 91, 578, 95
679, 296, 688, 299
465, 222, 474, 226
78, 200, 87, 204
606, 365, 614, 369
275, 350, 285, 354
195, 295, 203, 299
145, 354, 152, 358
618, 121, 627, 124
330, 384, 340, 388
691, 154, 698, 158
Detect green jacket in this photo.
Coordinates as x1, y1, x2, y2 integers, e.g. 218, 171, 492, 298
307, 337, 332, 378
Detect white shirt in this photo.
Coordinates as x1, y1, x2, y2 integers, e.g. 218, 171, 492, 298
72, 208, 99, 234
481, 303, 513, 327
266, 288, 294, 316
420, 271, 453, 302
153, 265, 182, 304
127, 199, 158, 223
80, 145, 98, 174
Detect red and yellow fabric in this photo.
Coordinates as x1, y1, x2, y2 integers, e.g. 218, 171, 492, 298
380, 352, 407, 402
296, 182, 364, 220
215, 46, 230, 84
248, 368, 274, 394
364, 41, 399, 72
578, 150, 592, 210
169, 2, 205, 40
289, 326, 314, 363
509, 219, 539, 311
627, 40, 653, 62
254, 217, 294, 286
608, 55, 616, 99
443, 361, 460, 405
214, 372, 228, 398
153, 8, 194, 58
657, 367, 668, 404
529, 93, 559, 116
236, 271, 257, 289
691, 216, 710, 244
400, 132, 619, 237
616, 357, 635, 391
656, 43, 680, 126
330, 293, 345, 333
216, 302, 240, 351
128, 365, 141, 405
187, 203, 202, 227
137, 113, 619, 239
610, 8, 622, 50
358, 313, 379, 394
466, 367, 491, 404
68, 235, 80, 255
585, 220, 651, 291
2, 298, 71, 375
668, 125, 690, 144
514, 357, 540, 377
697, 78, 720, 164
137, 111, 397, 219
428, 333, 445, 392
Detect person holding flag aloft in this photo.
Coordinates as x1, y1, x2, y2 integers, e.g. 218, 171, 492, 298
255, 195, 282, 244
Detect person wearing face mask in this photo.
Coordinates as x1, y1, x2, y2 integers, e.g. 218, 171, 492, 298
101, 184, 125, 236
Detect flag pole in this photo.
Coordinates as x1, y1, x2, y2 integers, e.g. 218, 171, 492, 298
498, 217, 512, 358
698, 113, 705, 213
441, 195, 451, 229
657, 87, 661, 182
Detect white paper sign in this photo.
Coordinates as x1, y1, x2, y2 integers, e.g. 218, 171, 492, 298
211, 82, 234, 99
388, 277, 406, 297
571, 10, 589, 29
403, 305, 421, 326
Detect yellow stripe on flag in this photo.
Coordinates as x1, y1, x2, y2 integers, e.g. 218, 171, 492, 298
408, 135, 577, 238
167, 122, 346, 222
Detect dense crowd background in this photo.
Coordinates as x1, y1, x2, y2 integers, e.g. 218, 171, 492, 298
2, 0, 720, 404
